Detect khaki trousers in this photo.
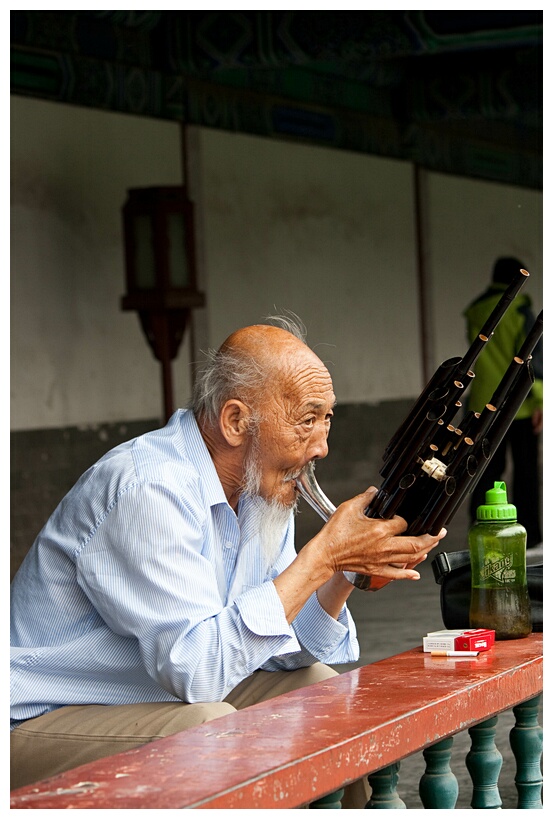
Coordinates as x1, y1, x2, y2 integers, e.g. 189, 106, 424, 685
11, 662, 370, 807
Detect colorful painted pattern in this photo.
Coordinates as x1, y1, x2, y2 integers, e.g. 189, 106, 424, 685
10, 11, 542, 188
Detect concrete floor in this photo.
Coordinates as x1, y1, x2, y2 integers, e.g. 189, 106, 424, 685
294, 495, 543, 810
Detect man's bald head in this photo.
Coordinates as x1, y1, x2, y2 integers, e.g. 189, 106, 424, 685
191, 317, 327, 429
222, 323, 313, 377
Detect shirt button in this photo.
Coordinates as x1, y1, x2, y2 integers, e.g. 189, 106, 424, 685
224, 541, 233, 549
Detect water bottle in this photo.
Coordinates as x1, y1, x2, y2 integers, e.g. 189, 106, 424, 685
469, 480, 532, 640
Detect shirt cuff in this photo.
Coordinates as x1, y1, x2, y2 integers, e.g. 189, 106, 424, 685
235, 581, 301, 655
293, 592, 358, 659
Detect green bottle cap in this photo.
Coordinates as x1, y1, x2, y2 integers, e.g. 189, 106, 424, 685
476, 480, 517, 521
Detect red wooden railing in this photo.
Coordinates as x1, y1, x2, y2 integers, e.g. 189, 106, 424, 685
10, 633, 542, 809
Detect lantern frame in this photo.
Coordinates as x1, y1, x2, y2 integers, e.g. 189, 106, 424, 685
120, 186, 205, 421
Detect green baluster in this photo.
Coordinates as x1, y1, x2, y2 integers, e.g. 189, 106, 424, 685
510, 695, 543, 809
367, 763, 406, 808
466, 716, 503, 809
309, 788, 344, 809
419, 736, 459, 809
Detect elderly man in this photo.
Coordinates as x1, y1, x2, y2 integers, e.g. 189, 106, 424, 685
11, 317, 445, 797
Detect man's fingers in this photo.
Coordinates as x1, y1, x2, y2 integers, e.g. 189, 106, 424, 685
357, 486, 378, 506
366, 564, 422, 581
385, 528, 446, 563
428, 527, 448, 542
400, 527, 447, 554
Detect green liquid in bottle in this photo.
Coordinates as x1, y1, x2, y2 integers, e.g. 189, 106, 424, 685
468, 481, 532, 641
470, 585, 532, 640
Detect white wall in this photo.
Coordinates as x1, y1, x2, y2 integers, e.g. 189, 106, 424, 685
10, 97, 186, 430
10, 96, 543, 431
191, 127, 421, 405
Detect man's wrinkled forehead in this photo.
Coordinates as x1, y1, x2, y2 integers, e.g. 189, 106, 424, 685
276, 363, 336, 418
299, 398, 337, 413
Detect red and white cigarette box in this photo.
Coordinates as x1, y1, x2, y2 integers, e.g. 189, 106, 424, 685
423, 629, 495, 652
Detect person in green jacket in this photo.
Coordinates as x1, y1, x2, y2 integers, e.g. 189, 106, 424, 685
464, 256, 543, 547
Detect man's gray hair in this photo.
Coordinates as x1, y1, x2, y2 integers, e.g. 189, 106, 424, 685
264, 312, 306, 342
191, 313, 307, 427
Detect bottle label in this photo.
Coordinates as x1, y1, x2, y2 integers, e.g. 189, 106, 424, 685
480, 555, 515, 583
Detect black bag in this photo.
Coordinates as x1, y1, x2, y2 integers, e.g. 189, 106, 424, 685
431, 550, 543, 632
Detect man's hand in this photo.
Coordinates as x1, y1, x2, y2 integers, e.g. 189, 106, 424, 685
273, 486, 446, 623
312, 486, 445, 581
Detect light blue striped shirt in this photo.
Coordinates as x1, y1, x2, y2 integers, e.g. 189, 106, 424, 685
11, 409, 358, 729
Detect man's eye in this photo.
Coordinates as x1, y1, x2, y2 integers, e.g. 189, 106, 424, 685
303, 418, 316, 428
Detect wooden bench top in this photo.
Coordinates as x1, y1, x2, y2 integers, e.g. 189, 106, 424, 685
10, 633, 542, 809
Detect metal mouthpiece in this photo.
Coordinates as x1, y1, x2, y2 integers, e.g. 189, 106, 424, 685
295, 462, 380, 592
295, 461, 336, 521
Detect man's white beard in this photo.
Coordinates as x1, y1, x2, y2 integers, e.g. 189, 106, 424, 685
241, 436, 299, 569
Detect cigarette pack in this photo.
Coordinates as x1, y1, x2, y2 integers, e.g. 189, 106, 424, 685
423, 629, 495, 652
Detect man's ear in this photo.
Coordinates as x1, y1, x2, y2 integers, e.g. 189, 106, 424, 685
219, 400, 251, 447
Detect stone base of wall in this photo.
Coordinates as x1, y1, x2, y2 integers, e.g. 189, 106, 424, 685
10, 401, 413, 579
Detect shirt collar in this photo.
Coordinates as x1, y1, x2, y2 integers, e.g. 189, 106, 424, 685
175, 409, 230, 508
